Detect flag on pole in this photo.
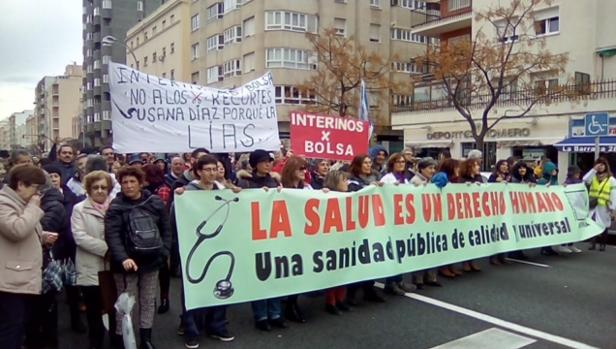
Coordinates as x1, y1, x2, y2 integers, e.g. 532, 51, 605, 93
359, 80, 374, 140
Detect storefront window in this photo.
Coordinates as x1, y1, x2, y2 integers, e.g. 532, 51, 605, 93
461, 142, 496, 171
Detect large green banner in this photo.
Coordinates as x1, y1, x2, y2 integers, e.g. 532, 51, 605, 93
175, 183, 601, 309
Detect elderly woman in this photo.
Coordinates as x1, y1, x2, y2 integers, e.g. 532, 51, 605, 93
72, 171, 113, 349
0, 165, 48, 349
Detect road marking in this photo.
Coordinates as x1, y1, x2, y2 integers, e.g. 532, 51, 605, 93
405, 292, 599, 349
505, 258, 551, 268
429, 328, 536, 349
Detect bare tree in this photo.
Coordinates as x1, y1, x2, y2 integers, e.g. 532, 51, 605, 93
299, 27, 408, 119
416, 0, 570, 149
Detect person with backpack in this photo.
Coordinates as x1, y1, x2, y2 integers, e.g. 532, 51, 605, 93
105, 167, 171, 349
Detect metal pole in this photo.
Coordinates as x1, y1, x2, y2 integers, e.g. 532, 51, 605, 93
595, 136, 600, 160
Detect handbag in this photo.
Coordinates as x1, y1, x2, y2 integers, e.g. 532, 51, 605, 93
42, 250, 63, 294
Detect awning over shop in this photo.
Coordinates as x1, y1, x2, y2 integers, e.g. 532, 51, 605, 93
554, 136, 616, 152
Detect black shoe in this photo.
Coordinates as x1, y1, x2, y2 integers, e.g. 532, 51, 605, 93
336, 302, 351, 312
270, 317, 287, 329
325, 304, 341, 315
398, 281, 417, 293
209, 329, 235, 342
140, 328, 156, 349
540, 247, 558, 256
414, 283, 425, 290
425, 280, 442, 287
184, 337, 199, 349
364, 288, 386, 303
157, 298, 169, 314
110, 333, 125, 349
285, 303, 306, 323
384, 282, 405, 296
71, 318, 87, 334
255, 319, 271, 332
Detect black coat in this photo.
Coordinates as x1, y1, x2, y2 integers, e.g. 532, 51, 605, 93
236, 173, 279, 189
104, 190, 172, 274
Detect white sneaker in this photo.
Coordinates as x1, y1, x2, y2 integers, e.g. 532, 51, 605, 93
556, 246, 572, 254
570, 245, 582, 253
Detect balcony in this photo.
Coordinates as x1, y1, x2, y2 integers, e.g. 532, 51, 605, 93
412, 0, 472, 37
393, 80, 616, 113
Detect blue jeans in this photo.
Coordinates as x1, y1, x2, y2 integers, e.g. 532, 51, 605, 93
183, 306, 227, 338
251, 299, 282, 321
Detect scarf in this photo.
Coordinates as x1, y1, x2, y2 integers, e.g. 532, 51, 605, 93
90, 197, 110, 214
393, 172, 406, 183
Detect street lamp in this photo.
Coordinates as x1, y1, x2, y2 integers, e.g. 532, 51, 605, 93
102, 35, 138, 65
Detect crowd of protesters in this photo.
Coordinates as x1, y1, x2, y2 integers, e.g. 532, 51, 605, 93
0, 143, 613, 349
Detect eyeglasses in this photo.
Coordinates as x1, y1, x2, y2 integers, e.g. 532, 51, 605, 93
92, 185, 108, 191
395, 160, 407, 164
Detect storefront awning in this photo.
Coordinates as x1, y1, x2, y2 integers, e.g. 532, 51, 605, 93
554, 136, 616, 152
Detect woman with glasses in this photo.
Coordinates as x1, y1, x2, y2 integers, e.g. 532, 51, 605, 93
72, 171, 113, 349
380, 153, 417, 295
0, 165, 48, 349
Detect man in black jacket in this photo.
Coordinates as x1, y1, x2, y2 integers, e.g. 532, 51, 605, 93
105, 166, 171, 349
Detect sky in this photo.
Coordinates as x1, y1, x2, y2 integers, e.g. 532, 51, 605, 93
0, 1, 82, 121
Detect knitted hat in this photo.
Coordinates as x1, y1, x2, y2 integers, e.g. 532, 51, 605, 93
417, 157, 437, 170
249, 149, 274, 168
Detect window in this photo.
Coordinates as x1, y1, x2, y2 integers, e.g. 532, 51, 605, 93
94, 78, 101, 87
144, 31, 148, 40
266, 48, 315, 70
170, 14, 175, 22
93, 60, 101, 69
575, 72, 591, 94
334, 18, 346, 36
162, 19, 166, 27
391, 28, 427, 43
191, 71, 200, 84
207, 34, 224, 51
392, 94, 412, 106
143, 56, 148, 67
496, 22, 518, 43
243, 52, 256, 72
207, 66, 223, 83
370, 0, 380, 8
93, 7, 100, 16
102, 74, 109, 83
534, 78, 559, 95
170, 69, 175, 80
399, 0, 424, 10
137, 1, 143, 11
152, 51, 157, 62
223, 26, 242, 44
224, 0, 242, 13
369, 24, 380, 42
223, 59, 241, 77
191, 43, 199, 60
136, 37, 140, 46
162, 72, 167, 78
448, 0, 470, 11
191, 14, 200, 31
535, 16, 559, 36
162, 47, 166, 57
243, 16, 255, 37
102, 55, 110, 64
102, 111, 110, 120
265, 11, 318, 33
170, 42, 175, 54
391, 61, 417, 73
207, 3, 224, 20
102, 0, 112, 9
275, 85, 316, 104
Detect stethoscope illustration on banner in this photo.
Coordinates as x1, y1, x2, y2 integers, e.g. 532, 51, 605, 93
185, 195, 239, 299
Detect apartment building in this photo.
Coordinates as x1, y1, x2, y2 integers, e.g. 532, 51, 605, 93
82, 0, 164, 147
391, 0, 616, 176
136, 0, 424, 147
7, 110, 33, 150
126, 0, 192, 82
0, 121, 9, 150
34, 64, 84, 151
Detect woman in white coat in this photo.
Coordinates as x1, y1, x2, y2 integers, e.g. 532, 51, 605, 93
71, 170, 112, 349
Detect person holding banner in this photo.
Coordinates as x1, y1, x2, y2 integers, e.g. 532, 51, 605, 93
435, 159, 464, 278
280, 156, 312, 323
322, 170, 353, 315
346, 155, 386, 304
309, 159, 331, 190
173, 155, 236, 348
583, 158, 616, 251
105, 167, 171, 349
410, 158, 443, 288
237, 149, 286, 331
380, 153, 418, 295
459, 159, 484, 272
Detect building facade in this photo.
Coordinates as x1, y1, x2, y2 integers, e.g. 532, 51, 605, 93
126, 0, 431, 148
34, 65, 83, 152
0, 121, 9, 150
126, 0, 192, 82
8, 110, 33, 149
391, 0, 616, 178
82, 0, 164, 147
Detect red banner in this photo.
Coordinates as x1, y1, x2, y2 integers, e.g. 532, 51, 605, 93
290, 112, 369, 161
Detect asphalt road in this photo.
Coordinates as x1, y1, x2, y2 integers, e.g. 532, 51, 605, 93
58, 245, 616, 349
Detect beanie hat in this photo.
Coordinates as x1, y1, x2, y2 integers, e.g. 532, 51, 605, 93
417, 157, 438, 171
43, 164, 63, 179
249, 149, 274, 168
